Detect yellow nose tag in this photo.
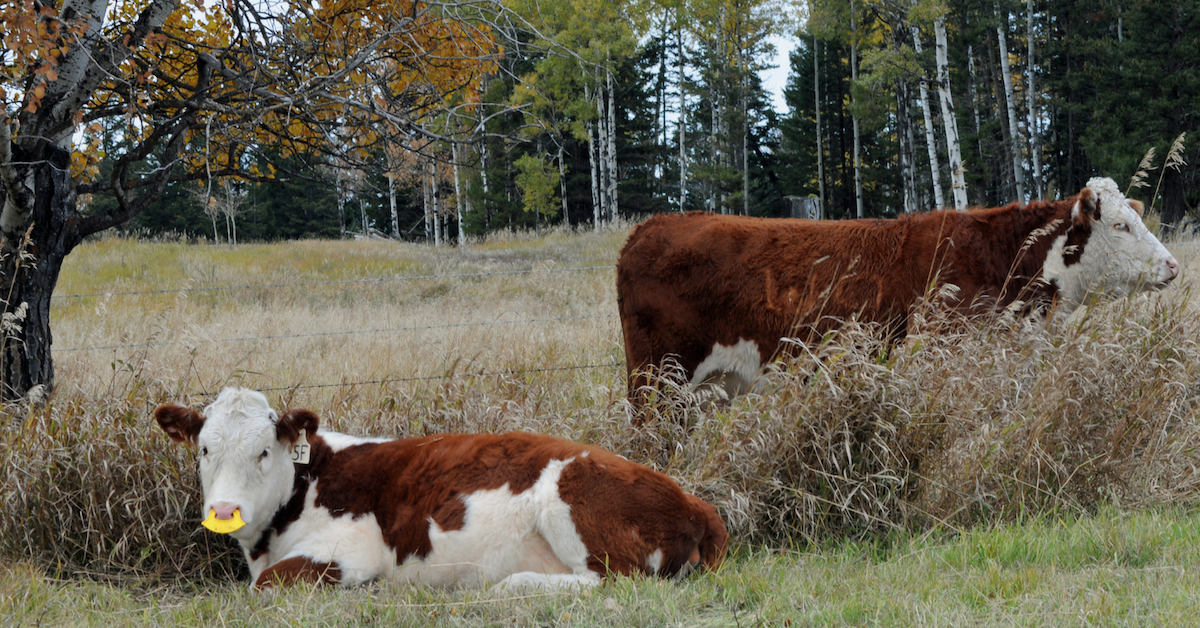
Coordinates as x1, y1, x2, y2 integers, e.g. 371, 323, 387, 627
201, 508, 246, 534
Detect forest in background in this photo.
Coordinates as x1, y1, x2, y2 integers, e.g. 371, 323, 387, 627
105, 0, 1199, 243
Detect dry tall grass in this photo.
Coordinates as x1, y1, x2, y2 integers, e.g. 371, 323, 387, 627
2, 227, 1199, 584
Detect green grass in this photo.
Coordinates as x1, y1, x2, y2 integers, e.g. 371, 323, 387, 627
4, 508, 1200, 626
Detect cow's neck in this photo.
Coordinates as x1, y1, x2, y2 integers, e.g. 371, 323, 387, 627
247, 438, 331, 560
980, 198, 1074, 306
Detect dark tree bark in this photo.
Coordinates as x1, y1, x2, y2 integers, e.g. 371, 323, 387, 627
0, 144, 83, 401
1160, 166, 1189, 236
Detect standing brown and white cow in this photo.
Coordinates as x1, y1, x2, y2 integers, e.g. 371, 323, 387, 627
155, 388, 726, 589
617, 177, 1179, 400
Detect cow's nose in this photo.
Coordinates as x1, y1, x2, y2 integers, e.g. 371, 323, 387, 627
1166, 256, 1180, 280
211, 502, 240, 521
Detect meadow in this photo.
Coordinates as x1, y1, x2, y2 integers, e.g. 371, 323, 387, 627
3, 225, 1200, 626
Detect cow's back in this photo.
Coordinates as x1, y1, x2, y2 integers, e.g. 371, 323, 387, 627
617, 212, 929, 396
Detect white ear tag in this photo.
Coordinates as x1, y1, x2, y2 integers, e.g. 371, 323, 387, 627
291, 429, 311, 464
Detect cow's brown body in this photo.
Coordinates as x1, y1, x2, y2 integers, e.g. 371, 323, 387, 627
617, 182, 1178, 401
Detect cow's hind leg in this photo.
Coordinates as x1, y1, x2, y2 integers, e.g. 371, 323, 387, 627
254, 556, 341, 589
689, 339, 763, 401
491, 571, 601, 592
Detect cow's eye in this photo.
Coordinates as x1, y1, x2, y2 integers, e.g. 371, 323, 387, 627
259, 449, 269, 461
200, 446, 208, 456
1114, 222, 1130, 232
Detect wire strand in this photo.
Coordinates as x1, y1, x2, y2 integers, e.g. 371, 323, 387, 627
220, 361, 624, 394
53, 265, 613, 300
58, 314, 618, 353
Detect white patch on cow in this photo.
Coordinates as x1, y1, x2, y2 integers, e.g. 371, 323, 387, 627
391, 457, 593, 588
1042, 177, 1178, 310
492, 571, 601, 592
319, 431, 392, 452
689, 338, 762, 398
261, 484, 398, 586
646, 548, 664, 575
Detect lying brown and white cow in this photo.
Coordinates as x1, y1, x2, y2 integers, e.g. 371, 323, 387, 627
155, 387, 727, 589
617, 177, 1179, 400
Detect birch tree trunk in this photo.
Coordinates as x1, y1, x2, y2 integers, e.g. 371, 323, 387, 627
850, 0, 864, 218
912, 27, 946, 209
586, 106, 601, 232
678, 18, 688, 213
595, 84, 611, 227
452, 141, 464, 244
431, 158, 441, 246
606, 69, 618, 222
935, 17, 969, 209
967, 45, 986, 182
427, 159, 436, 243
558, 143, 569, 224
997, 11, 1026, 200
814, 36, 826, 217
388, 173, 399, 237
1026, 0, 1043, 198
893, 24, 917, 213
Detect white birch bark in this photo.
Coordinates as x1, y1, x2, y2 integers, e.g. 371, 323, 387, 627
558, 143, 569, 224
997, 12, 1026, 200
935, 17, 969, 210
851, 0, 864, 218
388, 172, 399, 237
678, 18, 687, 213
967, 45, 985, 172
814, 36, 826, 218
586, 110, 600, 232
452, 140, 464, 244
431, 158, 441, 247
595, 86, 610, 227
606, 69, 618, 222
427, 159, 436, 243
912, 27, 946, 210
1026, 0, 1042, 198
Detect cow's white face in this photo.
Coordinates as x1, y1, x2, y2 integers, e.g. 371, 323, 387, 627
1043, 177, 1179, 308
156, 388, 306, 543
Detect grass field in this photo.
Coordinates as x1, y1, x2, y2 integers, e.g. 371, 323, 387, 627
3, 225, 1200, 626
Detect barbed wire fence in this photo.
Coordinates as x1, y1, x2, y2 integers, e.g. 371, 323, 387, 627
60, 264, 626, 395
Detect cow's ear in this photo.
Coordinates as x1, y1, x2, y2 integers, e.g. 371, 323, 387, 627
1073, 187, 1101, 226
276, 409, 320, 444
155, 404, 205, 446
1128, 199, 1145, 217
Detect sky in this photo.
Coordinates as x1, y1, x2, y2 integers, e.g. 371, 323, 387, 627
763, 35, 798, 113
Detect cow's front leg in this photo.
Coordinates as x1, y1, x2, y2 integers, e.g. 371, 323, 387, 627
254, 556, 341, 588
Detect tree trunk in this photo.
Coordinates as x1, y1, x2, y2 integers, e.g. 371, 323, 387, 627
851, 0, 864, 218
606, 69, 618, 222
0, 144, 79, 401
892, 23, 917, 214
997, 11, 1026, 201
558, 143, 569, 225
935, 17, 969, 210
678, 18, 688, 213
1160, 166, 1188, 236
912, 27, 946, 210
388, 173, 399, 237
452, 140, 464, 244
586, 110, 600, 232
431, 158, 441, 247
967, 44, 986, 197
814, 36, 826, 217
423, 160, 432, 242
1026, 0, 1043, 198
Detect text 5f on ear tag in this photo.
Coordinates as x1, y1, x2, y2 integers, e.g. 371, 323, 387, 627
291, 429, 311, 464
